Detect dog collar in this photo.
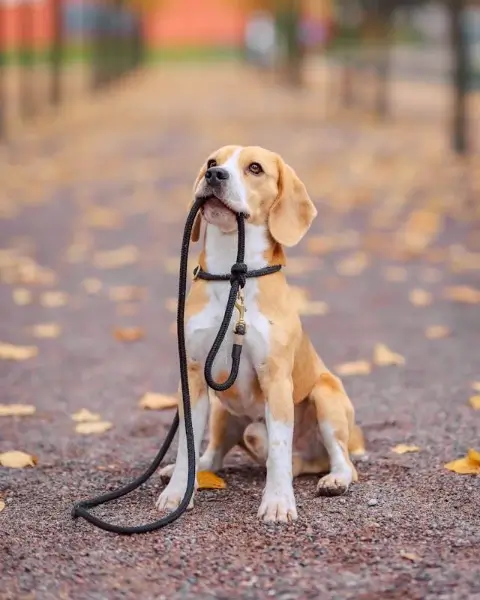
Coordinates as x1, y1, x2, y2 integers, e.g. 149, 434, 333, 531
193, 263, 282, 288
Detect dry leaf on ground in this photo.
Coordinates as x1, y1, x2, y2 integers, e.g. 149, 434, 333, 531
298, 301, 329, 316
472, 382, 480, 392
13, 288, 32, 306
335, 361, 371, 376
392, 444, 421, 454
425, 325, 450, 339
0, 499, 5, 512
373, 343, 405, 367
113, 327, 144, 342
84, 206, 124, 230
197, 471, 226, 490
31, 323, 61, 338
0, 404, 36, 417
400, 551, 422, 563
82, 278, 102, 294
109, 286, 146, 303
335, 252, 369, 276
469, 396, 480, 410
0, 450, 37, 468
71, 408, 101, 422
444, 449, 480, 475
40, 291, 68, 307
382, 266, 407, 282
93, 245, 139, 269
139, 393, 177, 410
75, 421, 113, 435
409, 289, 432, 307
398, 210, 442, 255
285, 256, 321, 275
0, 342, 38, 361
443, 286, 480, 304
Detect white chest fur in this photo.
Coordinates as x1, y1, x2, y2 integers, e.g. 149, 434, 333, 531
186, 223, 270, 419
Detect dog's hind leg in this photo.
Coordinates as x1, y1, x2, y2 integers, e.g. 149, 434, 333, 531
310, 372, 358, 496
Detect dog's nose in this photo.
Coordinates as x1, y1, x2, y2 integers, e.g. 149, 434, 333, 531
205, 167, 229, 186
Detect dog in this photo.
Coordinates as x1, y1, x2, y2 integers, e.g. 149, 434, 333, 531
157, 145, 361, 523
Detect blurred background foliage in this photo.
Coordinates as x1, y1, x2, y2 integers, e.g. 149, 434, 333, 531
0, 0, 479, 152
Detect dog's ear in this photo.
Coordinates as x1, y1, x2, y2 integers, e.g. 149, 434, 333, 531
268, 156, 317, 247
189, 166, 206, 243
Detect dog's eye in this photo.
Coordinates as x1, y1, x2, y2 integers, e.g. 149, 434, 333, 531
248, 162, 263, 175
207, 159, 217, 169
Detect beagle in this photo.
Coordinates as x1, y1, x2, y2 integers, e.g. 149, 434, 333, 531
157, 146, 361, 523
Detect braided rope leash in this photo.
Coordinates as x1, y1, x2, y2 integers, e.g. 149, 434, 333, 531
71, 197, 281, 534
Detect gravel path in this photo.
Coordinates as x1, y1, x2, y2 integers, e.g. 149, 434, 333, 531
1, 66, 479, 600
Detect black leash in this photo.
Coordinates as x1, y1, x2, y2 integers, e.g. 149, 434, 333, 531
71, 197, 281, 534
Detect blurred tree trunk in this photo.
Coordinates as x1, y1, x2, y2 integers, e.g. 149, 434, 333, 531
448, 0, 468, 154
276, 0, 303, 86
50, 0, 63, 107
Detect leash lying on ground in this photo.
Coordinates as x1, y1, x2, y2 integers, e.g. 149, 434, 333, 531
71, 197, 282, 534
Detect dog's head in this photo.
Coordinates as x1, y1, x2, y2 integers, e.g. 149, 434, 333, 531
190, 145, 317, 247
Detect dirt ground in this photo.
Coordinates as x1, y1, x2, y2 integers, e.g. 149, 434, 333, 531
1, 65, 479, 600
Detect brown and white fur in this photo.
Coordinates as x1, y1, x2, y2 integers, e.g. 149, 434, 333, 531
157, 146, 360, 523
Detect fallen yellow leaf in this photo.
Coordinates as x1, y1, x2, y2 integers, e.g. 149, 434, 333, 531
40, 291, 68, 307
409, 289, 432, 307
0, 450, 37, 468
399, 210, 442, 255
139, 393, 178, 410
400, 551, 421, 563
336, 252, 369, 276
443, 286, 480, 304
392, 444, 421, 454
82, 278, 102, 294
71, 408, 101, 422
84, 206, 124, 230
425, 325, 450, 340
382, 266, 407, 282
197, 471, 226, 490
75, 421, 113, 435
469, 396, 480, 410
444, 449, 480, 475
13, 288, 32, 306
0, 404, 36, 417
373, 343, 405, 367
472, 382, 480, 393
109, 286, 146, 303
299, 300, 329, 316
93, 245, 139, 269
335, 361, 371, 376
113, 327, 144, 342
0, 342, 38, 361
285, 256, 321, 275
0, 499, 5, 512
31, 323, 61, 339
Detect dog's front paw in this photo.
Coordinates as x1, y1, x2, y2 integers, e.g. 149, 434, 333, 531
155, 482, 194, 512
158, 463, 175, 483
258, 488, 297, 523
316, 472, 352, 497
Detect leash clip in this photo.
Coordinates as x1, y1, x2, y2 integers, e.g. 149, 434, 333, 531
192, 265, 200, 281
234, 290, 247, 335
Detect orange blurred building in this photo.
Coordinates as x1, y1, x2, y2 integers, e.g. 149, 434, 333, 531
0, 0, 246, 53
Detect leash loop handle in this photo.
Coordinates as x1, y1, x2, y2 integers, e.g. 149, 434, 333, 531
71, 197, 207, 534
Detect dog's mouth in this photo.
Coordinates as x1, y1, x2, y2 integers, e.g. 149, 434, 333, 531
197, 194, 243, 232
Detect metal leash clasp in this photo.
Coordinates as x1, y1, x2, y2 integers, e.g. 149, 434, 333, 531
234, 289, 247, 336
